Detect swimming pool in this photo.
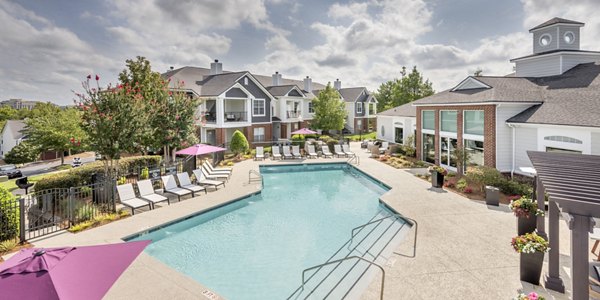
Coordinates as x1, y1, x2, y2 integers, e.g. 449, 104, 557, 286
127, 163, 407, 299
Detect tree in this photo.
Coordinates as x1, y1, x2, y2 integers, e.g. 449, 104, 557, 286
311, 83, 346, 133
23, 107, 86, 164
229, 130, 249, 157
473, 68, 483, 76
0, 106, 18, 121
375, 66, 434, 111
4, 141, 40, 164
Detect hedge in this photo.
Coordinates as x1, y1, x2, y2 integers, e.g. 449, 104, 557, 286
0, 186, 19, 241
34, 156, 162, 191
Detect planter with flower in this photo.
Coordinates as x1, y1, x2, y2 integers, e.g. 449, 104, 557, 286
512, 232, 549, 284
514, 292, 545, 300
428, 165, 447, 188
509, 197, 545, 235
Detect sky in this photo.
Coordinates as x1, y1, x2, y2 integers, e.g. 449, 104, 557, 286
1, 0, 600, 105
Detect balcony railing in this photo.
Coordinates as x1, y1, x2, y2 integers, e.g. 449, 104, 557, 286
224, 111, 247, 122
287, 111, 301, 118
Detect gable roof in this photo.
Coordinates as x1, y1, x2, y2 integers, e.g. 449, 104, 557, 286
338, 87, 369, 102
266, 85, 305, 97
253, 74, 326, 92
196, 71, 248, 96
452, 77, 492, 91
378, 102, 416, 117
3, 120, 26, 140
529, 17, 584, 32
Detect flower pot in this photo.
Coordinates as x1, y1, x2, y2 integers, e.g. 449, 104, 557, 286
520, 251, 544, 285
517, 214, 537, 235
485, 186, 500, 206
431, 171, 444, 188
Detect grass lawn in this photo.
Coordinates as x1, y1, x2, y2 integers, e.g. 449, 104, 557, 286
344, 131, 376, 141
0, 173, 51, 192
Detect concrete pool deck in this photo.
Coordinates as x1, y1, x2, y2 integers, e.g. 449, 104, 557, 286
4, 142, 576, 299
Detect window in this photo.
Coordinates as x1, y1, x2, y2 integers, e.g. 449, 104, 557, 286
356, 102, 363, 113
440, 111, 457, 132
381, 125, 385, 137
564, 31, 575, 44
395, 127, 403, 144
543, 136, 582, 144
539, 33, 552, 47
253, 99, 265, 116
464, 139, 484, 167
357, 119, 362, 130
244, 77, 248, 85
440, 137, 458, 167
464, 110, 484, 135
253, 127, 265, 142
546, 147, 581, 154
422, 110, 435, 130
308, 102, 314, 113
423, 133, 435, 163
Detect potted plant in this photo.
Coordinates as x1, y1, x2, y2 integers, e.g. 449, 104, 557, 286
428, 165, 447, 188
514, 292, 545, 300
509, 197, 544, 235
511, 232, 549, 285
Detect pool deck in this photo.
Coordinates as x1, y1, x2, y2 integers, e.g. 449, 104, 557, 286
4, 142, 577, 299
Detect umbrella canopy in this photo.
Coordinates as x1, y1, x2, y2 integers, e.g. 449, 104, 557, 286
175, 144, 227, 156
291, 128, 317, 135
0, 240, 150, 300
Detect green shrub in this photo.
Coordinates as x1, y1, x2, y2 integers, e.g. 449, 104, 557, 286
0, 239, 18, 253
4, 141, 40, 164
465, 166, 504, 192
456, 178, 468, 192
56, 164, 73, 171
230, 130, 249, 156
75, 203, 96, 222
304, 134, 319, 139
116, 176, 127, 185
318, 135, 331, 141
497, 180, 532, 197
0, 187, 19, 241
140, 167, 149, 180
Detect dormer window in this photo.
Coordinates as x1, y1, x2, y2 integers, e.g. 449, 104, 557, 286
539, 33, 552, 47
564, 31, 575, 44
244, 77, 248, 85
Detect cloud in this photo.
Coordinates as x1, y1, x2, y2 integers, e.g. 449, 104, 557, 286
317, 54, 357, 68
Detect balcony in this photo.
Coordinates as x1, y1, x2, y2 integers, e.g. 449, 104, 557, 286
224, 111, 247, 122
204, 112, 217, 124
287, 110, 301, 118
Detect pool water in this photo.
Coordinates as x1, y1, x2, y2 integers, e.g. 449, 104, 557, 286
128, 164, 392, 299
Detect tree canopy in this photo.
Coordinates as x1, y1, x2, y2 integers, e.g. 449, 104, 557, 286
375, 66, 434, 112
311, 83, 346, 132
229, 130, 249, 156
4, 141, 40, 164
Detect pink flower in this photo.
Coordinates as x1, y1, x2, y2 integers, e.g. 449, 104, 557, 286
527, 292, 538, 300
86, 74, 91, 80
95, 74, 100, 81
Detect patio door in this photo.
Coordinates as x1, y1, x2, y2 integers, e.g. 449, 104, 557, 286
440, 136, 458, 168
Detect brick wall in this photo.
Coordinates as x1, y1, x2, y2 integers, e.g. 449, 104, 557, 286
415, 105, 496, 167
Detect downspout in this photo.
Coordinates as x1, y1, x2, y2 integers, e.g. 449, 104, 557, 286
509, 123, 516, 178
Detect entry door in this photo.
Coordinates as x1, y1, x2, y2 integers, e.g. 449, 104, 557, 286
206, 129, 216, 145
440, 136, 458, 168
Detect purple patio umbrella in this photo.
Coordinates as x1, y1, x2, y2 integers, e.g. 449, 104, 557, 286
291, 128, 317, 135
175, 143, 227, 156
0, 240, 150, 300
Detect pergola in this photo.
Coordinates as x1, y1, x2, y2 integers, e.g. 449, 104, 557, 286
527, 151, 600, 300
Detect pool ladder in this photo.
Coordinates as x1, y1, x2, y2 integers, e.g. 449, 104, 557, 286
248, 169, 263, 185
288, 213, 418, 300
347, 155, 360, 165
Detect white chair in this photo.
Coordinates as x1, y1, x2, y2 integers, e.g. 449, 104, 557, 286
366, 141, 374, 152
307, 145, 318, 158
116, 183, 151, 215
271, 146, 282, 160
204, 160, 233, 172
282, 146, 293, 159
333, 144, 346, 158
321, 146, 333, 158
161, 175, 192, 201
255, 147, 264, 160
202, 164, 230, 181
342, 144, 355, 157
176, 172, 206, 196
291, 145, 302, 159
379, 141, 389, 154
137, 179, 169, 209
193, 169, 225, 190
203, 161, 231, 177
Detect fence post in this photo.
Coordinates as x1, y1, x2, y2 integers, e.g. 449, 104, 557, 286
19, 197, 25, 244
68, 187, 74, 226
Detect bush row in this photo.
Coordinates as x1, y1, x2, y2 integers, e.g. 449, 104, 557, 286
34, 156, 162, 191
464, 166, 533, 196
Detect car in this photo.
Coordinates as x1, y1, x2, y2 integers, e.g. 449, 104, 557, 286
72, 157, 82, 168
0, 164, 23, 179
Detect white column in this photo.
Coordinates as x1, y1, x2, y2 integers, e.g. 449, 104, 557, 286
216, 98, 224, 126
247, 97, 253, 122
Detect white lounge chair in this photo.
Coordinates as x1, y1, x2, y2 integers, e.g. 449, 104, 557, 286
366, 141, 374, 152
321, 146, 333, 158
161, 175, 192, 201
291, 145, 302, 159
204, 160, 233, 172
342, 144, 355, 157
307, 145, 318, 158
193, 169, 225, 190
137, 179, 169, 209
203, 161, 231, 177
202, 164, 230, 181
255, 147, 264, 160
177, 172, 207, 196
333, 144, 346, 158
271, 146, 282, 160
116, 183, 151, 215
379, 142, 389, 154
282, 146, 293, 159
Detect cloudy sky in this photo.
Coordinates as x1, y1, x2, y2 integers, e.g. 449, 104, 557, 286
1, 0, 599, 105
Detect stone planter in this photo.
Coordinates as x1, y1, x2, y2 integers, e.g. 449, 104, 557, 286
517, 214, 537, 235
485, 186, 500, 206
431, 171, 444, 188
520, 251, 544, 285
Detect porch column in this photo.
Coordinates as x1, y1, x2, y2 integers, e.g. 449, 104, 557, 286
544, 200, 564, 292
536, 177, 546, 238
568, 213, 594, 300
216, 98, 224, 126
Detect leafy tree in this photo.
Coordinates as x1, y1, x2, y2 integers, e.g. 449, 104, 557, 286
0, 186, 19, 241
375, 66, 434, 111
311, 83, 346, 134
473, 68, 483, 76
229, 130, 249, 157
23, 107, 86, 164
4, 141, 40, 164
0, 106, 18, 121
